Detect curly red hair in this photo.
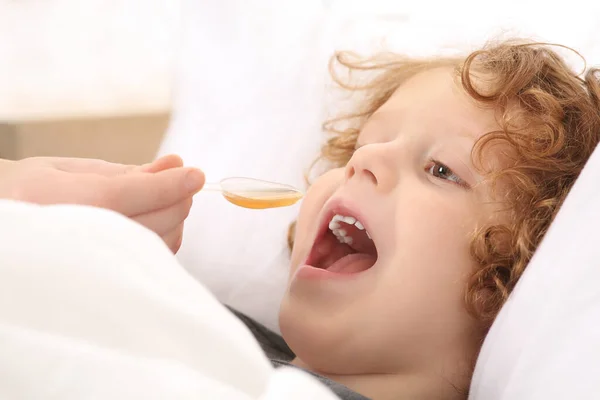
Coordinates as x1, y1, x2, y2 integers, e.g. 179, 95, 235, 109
289, 40, 600, 324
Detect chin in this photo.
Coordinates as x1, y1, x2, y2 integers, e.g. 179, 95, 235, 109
279, 293, 383, 375
279, 294, 339, 372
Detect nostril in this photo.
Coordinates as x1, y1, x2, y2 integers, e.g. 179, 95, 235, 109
346, 165, 378, 185
346, 166, 356, 180
363, 170, 378, 185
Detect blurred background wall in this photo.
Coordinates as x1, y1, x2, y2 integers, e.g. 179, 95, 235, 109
0, 0, 181, 163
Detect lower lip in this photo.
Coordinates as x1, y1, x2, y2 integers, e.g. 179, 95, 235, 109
294, 259, 375, 281
294, 265, 348, 280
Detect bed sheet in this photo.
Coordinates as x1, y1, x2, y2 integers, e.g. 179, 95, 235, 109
0, 200, 338, 400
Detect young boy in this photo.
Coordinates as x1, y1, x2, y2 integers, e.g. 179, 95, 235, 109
232, 40, 600, 399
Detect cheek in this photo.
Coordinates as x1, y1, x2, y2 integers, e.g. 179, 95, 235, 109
364, 203, 479, 348
387, 195, 478, 299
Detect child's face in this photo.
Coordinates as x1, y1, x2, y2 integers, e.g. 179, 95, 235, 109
280, 68, 505, 380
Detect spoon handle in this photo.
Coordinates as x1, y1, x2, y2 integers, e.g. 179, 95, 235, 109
202, 182, 222, 192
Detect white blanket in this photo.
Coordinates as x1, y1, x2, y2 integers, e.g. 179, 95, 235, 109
0, 200, 338, 400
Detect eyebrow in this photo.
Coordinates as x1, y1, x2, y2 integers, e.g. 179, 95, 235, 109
369, 108, 403, 122
363, 112, 390, 128
362, 110, 406, 136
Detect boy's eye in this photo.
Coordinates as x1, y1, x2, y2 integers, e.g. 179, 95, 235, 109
427, 160, 468, 188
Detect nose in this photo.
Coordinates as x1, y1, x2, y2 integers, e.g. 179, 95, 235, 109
345, 142, 398, 191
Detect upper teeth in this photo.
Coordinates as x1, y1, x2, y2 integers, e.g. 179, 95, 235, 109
328, 214, 371, 244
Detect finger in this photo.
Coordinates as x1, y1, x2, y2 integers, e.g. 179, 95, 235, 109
137, 154, 184, 173
51, 157, 136, 177
52, 154, 183, 176
132, 196, 193, 235
100, 167, 205, 215
162, 223, 185, 253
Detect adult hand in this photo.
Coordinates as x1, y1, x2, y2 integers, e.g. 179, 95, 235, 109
0, 155, 205, 253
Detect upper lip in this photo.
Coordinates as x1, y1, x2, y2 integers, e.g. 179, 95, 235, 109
305, 196, 374, 265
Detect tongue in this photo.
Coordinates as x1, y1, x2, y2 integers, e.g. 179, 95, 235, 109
311, 232, 377, 274
327, 253, 376, 273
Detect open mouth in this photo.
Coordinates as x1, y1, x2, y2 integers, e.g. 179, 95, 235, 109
305, 210, 378, 275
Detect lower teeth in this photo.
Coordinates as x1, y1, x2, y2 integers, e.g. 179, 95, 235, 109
335, 234, 353, 245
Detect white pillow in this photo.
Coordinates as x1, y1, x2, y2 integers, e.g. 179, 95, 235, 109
158, 0, 329, 332
159, 0, 600, 334
470, 143, 600, 399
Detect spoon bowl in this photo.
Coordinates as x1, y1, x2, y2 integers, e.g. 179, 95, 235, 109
203, 177, 304, 209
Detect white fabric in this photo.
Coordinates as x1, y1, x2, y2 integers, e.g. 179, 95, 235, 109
0, 200, 338, 400
470, 144, 600, 399
158, 0, 328, 333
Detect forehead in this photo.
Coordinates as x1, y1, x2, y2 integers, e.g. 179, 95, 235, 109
375, 67, 500, 141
